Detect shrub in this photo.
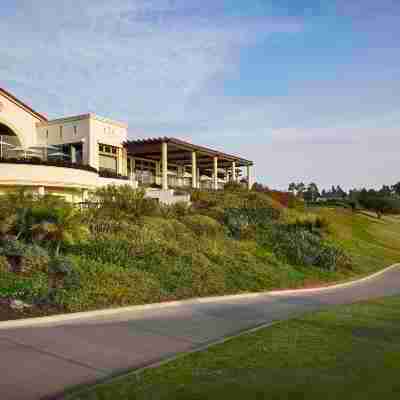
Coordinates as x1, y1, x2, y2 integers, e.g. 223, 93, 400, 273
89, 185, 160, 221
224, 181, 245, 192
53, 257, 162, 311
0, 240, 28, 272
284, 214, 331, 235
20, 245, 50, 276
0, 268, 50, 302
258, 223, 349, 271
182, 215, 222, 237
0, 255, 10, 273
223, 207, 281, 239
191, 190, 218, 208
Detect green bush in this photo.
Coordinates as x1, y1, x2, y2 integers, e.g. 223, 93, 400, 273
284, 214, 331, 235
258, 223, 350, 272
20, 245, 50, 276
0, 255, 10, 273
53, 257, 162, 311
0, 270, 50, 302
182, 215, 222, 237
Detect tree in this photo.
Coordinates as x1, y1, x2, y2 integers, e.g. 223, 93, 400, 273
32, 205, 89, 255
296, 182, 306, 198
304, 182, 320, 202
288, 182, 297, 194
391, 182, 400, 196
380, 185, 392, 196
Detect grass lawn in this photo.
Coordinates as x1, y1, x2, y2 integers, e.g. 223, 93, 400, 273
312, 208, 400, 276
69, 295, 400, 400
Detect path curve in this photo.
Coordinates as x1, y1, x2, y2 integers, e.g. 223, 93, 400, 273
1, 264, 400, 400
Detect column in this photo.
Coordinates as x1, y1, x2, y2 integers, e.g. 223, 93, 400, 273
37, 186, 45, 197
82, 189, 89, 202
191, 151, 197, 189
162, 141, 168, 190
70, 145, 77, 163
213, 156, 218, 190
155, 161, 161, 185
231, 161, 236, 182
246, 164, 252, 190
117, 147, 123, 175
197, 168, 200, 189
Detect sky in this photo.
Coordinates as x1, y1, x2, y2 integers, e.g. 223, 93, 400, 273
1, 0, 399, 191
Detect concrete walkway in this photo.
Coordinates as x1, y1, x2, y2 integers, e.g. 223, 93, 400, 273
1, 265, 400, 400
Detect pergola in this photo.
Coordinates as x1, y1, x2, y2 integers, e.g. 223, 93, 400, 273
124, 137, 254, 190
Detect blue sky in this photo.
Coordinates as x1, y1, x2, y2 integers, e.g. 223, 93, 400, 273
1, 0, 400, 190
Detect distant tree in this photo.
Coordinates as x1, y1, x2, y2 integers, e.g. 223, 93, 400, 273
379, 185, 392, 196
296, 182, 306, 198
391, 182, 400, 196
288, 182, 297, 194
304, 182, 320, 202
336, 185, 347, 199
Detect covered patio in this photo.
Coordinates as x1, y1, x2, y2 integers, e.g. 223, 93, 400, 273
124, 137, 254, 191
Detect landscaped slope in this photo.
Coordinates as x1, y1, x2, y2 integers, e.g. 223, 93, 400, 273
1, 186, 400, 319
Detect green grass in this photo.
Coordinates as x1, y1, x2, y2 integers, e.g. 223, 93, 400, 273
69, 295, 400, 400
313, 208, 400, 276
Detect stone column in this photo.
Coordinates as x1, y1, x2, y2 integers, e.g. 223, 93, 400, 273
162, 142, 168, 190
213, 156, 219, 190
191, 151, 197, 189
197, 168, 200, 189
231, 161, 236, 182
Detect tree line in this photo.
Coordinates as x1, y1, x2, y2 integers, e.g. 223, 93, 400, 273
287, 181, 400, 218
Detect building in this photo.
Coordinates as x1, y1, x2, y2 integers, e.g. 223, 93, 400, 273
0, 87, 254, 204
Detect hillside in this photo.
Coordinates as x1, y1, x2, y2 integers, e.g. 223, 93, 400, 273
1, 186, 400, 320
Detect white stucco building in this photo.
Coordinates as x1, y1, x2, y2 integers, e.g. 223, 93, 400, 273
0, 87, 253, 203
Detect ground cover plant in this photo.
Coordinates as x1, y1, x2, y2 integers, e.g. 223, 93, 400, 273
0, 184, 400, 318
67, 295, 400, 400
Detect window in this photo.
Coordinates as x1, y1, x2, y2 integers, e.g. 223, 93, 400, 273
99, 154, 117, 172
99, 144, 104, 152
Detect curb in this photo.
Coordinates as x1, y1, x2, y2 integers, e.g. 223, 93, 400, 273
0, 263, 398, 330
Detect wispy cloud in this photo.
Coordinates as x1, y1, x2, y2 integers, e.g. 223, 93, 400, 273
1, 1, 399, 190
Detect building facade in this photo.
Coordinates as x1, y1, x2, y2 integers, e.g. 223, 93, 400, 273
0, 88, 253, 204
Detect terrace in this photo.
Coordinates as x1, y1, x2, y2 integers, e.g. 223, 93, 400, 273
124, 137, 254, 191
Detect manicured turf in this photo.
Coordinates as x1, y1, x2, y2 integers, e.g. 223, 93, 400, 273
69, 295, 400, 400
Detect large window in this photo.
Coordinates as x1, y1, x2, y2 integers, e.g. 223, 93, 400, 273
99, 143, 118, 172
99, 154, 117, 172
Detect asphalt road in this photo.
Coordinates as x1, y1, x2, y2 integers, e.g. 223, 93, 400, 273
1, 265, 400, 400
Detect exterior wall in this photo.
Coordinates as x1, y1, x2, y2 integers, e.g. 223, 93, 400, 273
90, 116, 128, 172
37, 114, 128, 171
0, 163, 99, 189
36, 115, 91, 165
0, 91, 43, 148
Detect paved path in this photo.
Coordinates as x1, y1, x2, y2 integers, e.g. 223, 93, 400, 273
1, 265, 400, 400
